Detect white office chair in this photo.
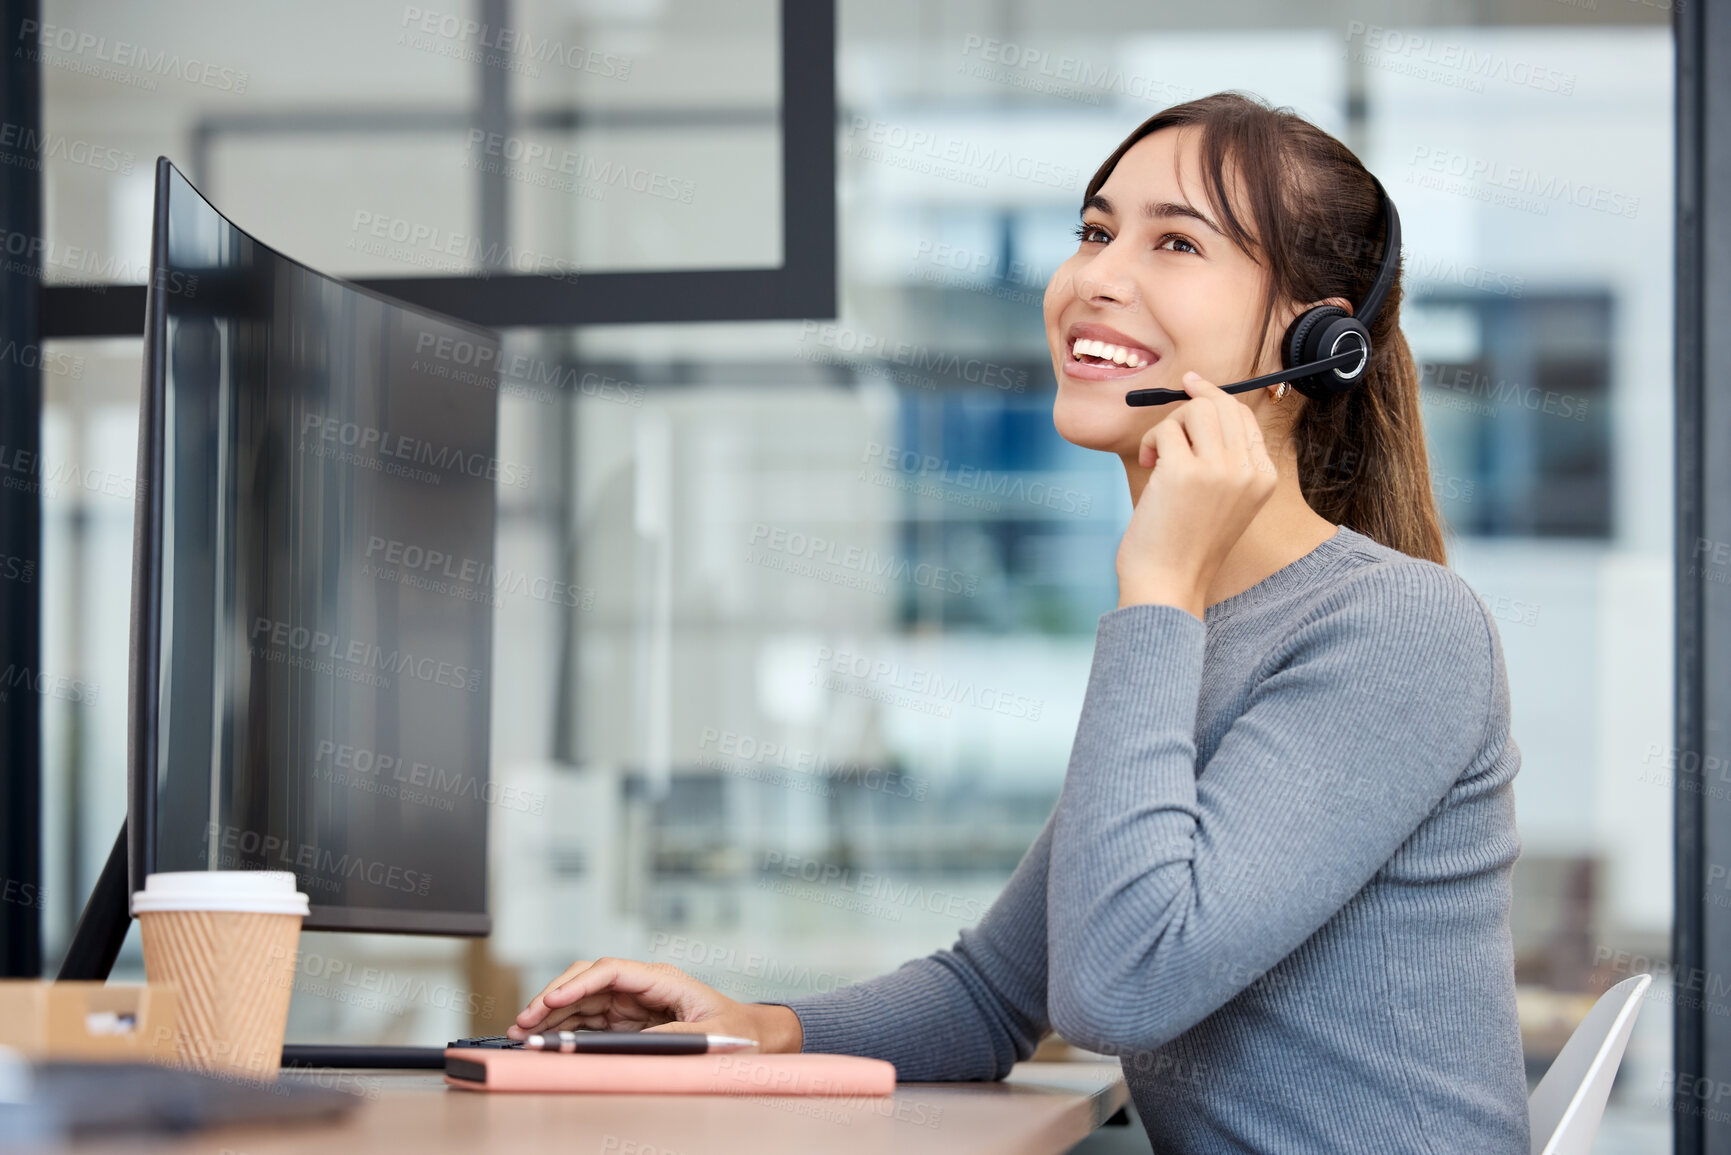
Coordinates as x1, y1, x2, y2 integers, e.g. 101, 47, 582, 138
1527, 973, 1652, 1155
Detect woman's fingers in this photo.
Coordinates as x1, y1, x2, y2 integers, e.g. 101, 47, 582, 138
532, 959, 593, 1007
1180, 371, 1259, 464
1141, 413, 1191, 473
1174, 373, 1227, 459
515, 984, 666, 1038
516, 998, 589, 1037
511, 962, 664, 1037
544, 958, 686, 1011
512, 959, 596, 1036
550, 959, 733, 1035
532, 1003, 597, 1034
1144, 372, 1269, 473
1140, 388, 1201, 468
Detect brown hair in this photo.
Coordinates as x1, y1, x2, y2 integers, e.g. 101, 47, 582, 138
1086, 91, 1446, 564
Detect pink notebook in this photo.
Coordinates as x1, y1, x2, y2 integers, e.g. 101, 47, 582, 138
444, 1048, 896, 1096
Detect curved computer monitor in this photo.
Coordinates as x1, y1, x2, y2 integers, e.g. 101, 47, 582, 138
130, 158, 498, 934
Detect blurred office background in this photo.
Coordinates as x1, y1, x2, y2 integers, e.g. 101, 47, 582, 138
32, 0, 1669, 1148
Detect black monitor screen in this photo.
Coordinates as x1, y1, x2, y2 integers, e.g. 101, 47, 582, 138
133, 159, 497, 934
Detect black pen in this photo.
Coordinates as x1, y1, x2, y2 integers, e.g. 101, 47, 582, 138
524, 1030, 757, 1055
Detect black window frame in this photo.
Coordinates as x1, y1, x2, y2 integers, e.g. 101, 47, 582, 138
38, 0, 835, 337
1676, 1, 1727, 1151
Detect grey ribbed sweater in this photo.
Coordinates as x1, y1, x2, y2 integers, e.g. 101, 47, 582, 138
759, 524, 1529, 1153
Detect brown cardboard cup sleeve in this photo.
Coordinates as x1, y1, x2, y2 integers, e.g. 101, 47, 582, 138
131, 871, 310, 1080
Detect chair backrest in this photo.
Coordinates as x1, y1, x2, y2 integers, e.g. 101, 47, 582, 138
1527, 973, 1652, 1155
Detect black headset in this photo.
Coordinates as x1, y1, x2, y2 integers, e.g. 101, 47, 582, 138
1124, 174, 1401, 407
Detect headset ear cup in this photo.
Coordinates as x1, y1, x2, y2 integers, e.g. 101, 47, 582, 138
1282, 305, 1345, 398
1280, 306, 1343, 370
1282, 306, 1336, 372
1280, 306, 1370, 401
1309, 316, 1372, 397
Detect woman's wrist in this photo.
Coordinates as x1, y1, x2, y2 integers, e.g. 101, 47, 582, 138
1116, 577, 1206, 619
1116, 555, 1208, 617
750, 1003, 804, 1053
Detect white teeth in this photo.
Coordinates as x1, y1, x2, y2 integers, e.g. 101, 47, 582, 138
1070, 337, 1153, 367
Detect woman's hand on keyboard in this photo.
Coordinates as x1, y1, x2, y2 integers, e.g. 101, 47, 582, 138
506, 957, 803, 1054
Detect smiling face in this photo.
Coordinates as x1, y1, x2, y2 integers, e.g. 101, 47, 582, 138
1044, 127, 1292, 457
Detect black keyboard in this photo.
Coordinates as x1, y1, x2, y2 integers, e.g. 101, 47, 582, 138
447, 1035, 524, 1049
277, 1038, 523, 1069
282, 1044, 445, 1069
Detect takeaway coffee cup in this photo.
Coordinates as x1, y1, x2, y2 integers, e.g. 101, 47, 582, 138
131, 871, 309, 1079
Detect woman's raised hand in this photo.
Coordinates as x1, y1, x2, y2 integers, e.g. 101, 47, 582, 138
1116, 371, 1279, 618
507, 956, 803, 1053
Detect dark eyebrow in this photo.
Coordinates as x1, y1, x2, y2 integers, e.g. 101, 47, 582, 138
1080, 193, 1223, 237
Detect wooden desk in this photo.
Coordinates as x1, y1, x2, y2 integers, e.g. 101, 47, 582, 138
68, 1061, 1128, 1154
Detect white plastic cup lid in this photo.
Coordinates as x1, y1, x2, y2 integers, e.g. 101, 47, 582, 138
130, 871, 310, 917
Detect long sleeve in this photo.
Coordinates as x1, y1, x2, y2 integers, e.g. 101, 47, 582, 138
1046, 562, 1501, 1055
755, 811, 1054, 1081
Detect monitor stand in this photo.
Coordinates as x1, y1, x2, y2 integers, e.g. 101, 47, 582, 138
57, 821, 448, 1069
57, 822, 131, 981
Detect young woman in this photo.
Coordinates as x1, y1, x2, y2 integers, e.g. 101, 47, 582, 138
508, 93, 1530, 1152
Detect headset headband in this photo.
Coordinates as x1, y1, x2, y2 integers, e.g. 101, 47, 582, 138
1356, 174, 1401, 328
